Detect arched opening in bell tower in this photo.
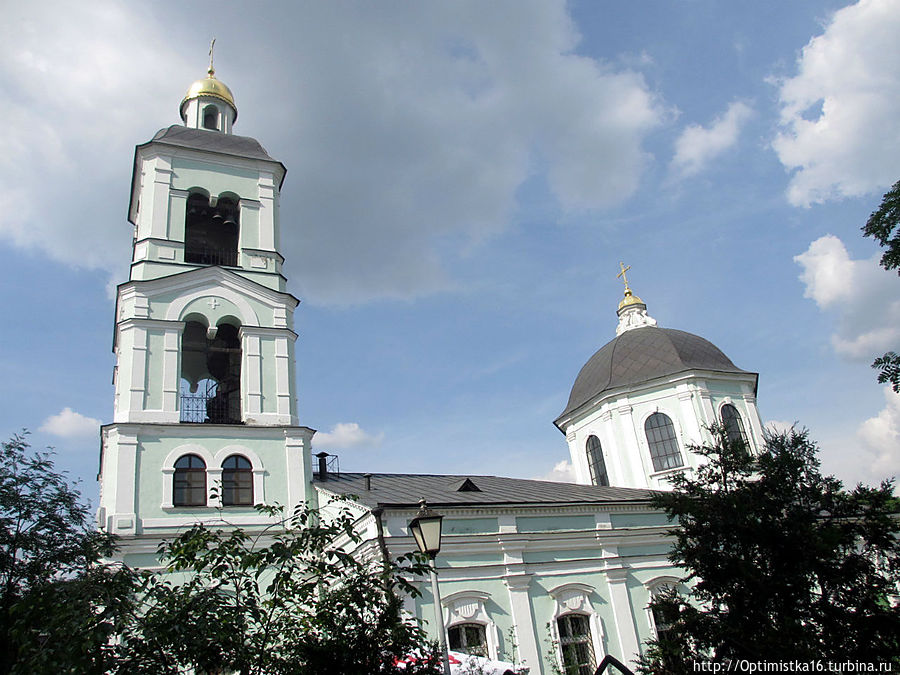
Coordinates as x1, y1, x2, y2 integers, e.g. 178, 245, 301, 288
202, 104, 220, 131
184, 190, 239, 267
180, 316, 242, 424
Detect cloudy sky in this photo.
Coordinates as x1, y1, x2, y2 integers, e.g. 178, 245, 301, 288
2, 0, 899, 503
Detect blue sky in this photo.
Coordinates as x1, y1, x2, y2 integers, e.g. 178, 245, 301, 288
2, 0, 899, 505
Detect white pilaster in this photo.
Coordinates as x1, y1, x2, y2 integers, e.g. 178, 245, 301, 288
742, 392, 766, 452
503, 574, 540, 673
616, 403, 649, 488
242, 332, 263, 416
108, 430, 138, 536
274, 335, 292, 421
677, 387, 703, 446
257, 173, 276, 251
606, 567, 641, 665
162, 325, 183, 414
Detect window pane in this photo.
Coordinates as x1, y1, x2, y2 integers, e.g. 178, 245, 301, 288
585, 435, 608, 487
645, 413, 683, 472
721, 404, 749, 450
557, 615, 594, 675
448, 623, 487, 657
222, 455, 253, 506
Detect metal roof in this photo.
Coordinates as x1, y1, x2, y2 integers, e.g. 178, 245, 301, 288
555, 327, 756, 428
149, 125, 277, 162
313, 472, 654, 509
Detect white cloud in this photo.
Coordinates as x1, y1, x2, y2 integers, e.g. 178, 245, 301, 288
856, 386, 900, 481
315, 422, 384, 449
0, 2, 186, 274
0, 1, 666, 305
670, 101, 753, 177
534, 459, 577, 483
794, 235, 900, 359
39, 407, 101, 439
772, 0, 900, 206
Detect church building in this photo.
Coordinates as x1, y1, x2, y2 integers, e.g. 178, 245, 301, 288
97, 67, 763, 674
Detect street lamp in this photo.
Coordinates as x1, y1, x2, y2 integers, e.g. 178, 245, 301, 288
409, 499, 451, 675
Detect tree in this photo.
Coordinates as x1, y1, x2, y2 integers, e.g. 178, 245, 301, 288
862, 178, 900, 392
0, 433, 133, 674
0, 433, 441, 674
638, 426, 900, 673
113, 502, 443, 675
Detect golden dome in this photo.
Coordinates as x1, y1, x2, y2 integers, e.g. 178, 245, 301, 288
617, 287, 646, 312
180, 69, 237, 119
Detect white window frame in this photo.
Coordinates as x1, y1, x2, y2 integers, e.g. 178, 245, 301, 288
548, 582, 604, 671
644, 575, 681, 639
162, 443, 265, 508
441, 590, 499, 661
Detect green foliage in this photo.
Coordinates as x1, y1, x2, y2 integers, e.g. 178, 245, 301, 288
862, 179, 900, 391
863, 178, 900, 274
873, 351, 900, 393
0, 433, 440, 674
638, 426, 900, 673
0, 433, 129, 674
113, 502, 443, 675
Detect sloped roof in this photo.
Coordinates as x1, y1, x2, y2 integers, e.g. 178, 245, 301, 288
555, 327, 755, 428
148, 125, 277, 162
313, 472, 653, 509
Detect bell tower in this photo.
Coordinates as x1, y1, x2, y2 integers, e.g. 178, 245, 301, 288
98, 62, 314, 564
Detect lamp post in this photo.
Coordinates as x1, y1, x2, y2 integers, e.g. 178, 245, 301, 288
408, 499, 451, 675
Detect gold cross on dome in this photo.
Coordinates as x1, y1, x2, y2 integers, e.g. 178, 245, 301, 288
208, 38, 216, 77
616, 262, 632, 290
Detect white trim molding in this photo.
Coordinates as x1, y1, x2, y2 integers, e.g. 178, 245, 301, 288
441, 590, 500, 660
548, 582, 606, 669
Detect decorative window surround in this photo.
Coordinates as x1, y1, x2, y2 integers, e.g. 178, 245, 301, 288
161, 443, 265, 508
441, 590, 499, 660
548, 582, 605, 670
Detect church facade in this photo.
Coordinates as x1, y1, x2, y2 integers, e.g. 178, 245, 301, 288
97, 68, 762, 674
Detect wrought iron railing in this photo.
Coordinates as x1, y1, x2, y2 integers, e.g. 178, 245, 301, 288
180, 389, 241, 424
184, 244, 238, 267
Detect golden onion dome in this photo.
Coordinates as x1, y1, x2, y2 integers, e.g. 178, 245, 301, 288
617, 287, 646, 312
180, 68, 237, 120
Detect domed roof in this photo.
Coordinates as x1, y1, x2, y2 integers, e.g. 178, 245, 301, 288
554, 326, 755, 428
180, 71, 237, 120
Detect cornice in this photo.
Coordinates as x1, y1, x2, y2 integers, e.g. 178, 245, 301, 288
118, 265, 299, 311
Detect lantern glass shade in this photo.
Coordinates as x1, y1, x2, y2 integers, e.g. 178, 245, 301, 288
409, 512, 443, 557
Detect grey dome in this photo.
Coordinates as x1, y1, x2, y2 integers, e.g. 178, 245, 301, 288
554, 327, 755, 429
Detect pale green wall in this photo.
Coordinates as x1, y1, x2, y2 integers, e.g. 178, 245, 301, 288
171, 159, 259, 199
444, 517, 498, 535
516, 515, 595, 532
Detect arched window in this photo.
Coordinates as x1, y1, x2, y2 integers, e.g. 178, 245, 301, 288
174, 454, 207, 506
585, 435, 608, 487
721, 403, 749, 450
648, 582, 679, 644
222, 455, 253, 506
180, 319, 242, 425
645, 412, 683, 472
184, 192, 239, 267
202, 105, 219, 130
556, 614, 595, 675
447, 623, 488, 657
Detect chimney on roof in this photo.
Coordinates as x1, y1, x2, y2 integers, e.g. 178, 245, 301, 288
363, 473, 372, 491
316, 451, 329, 480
